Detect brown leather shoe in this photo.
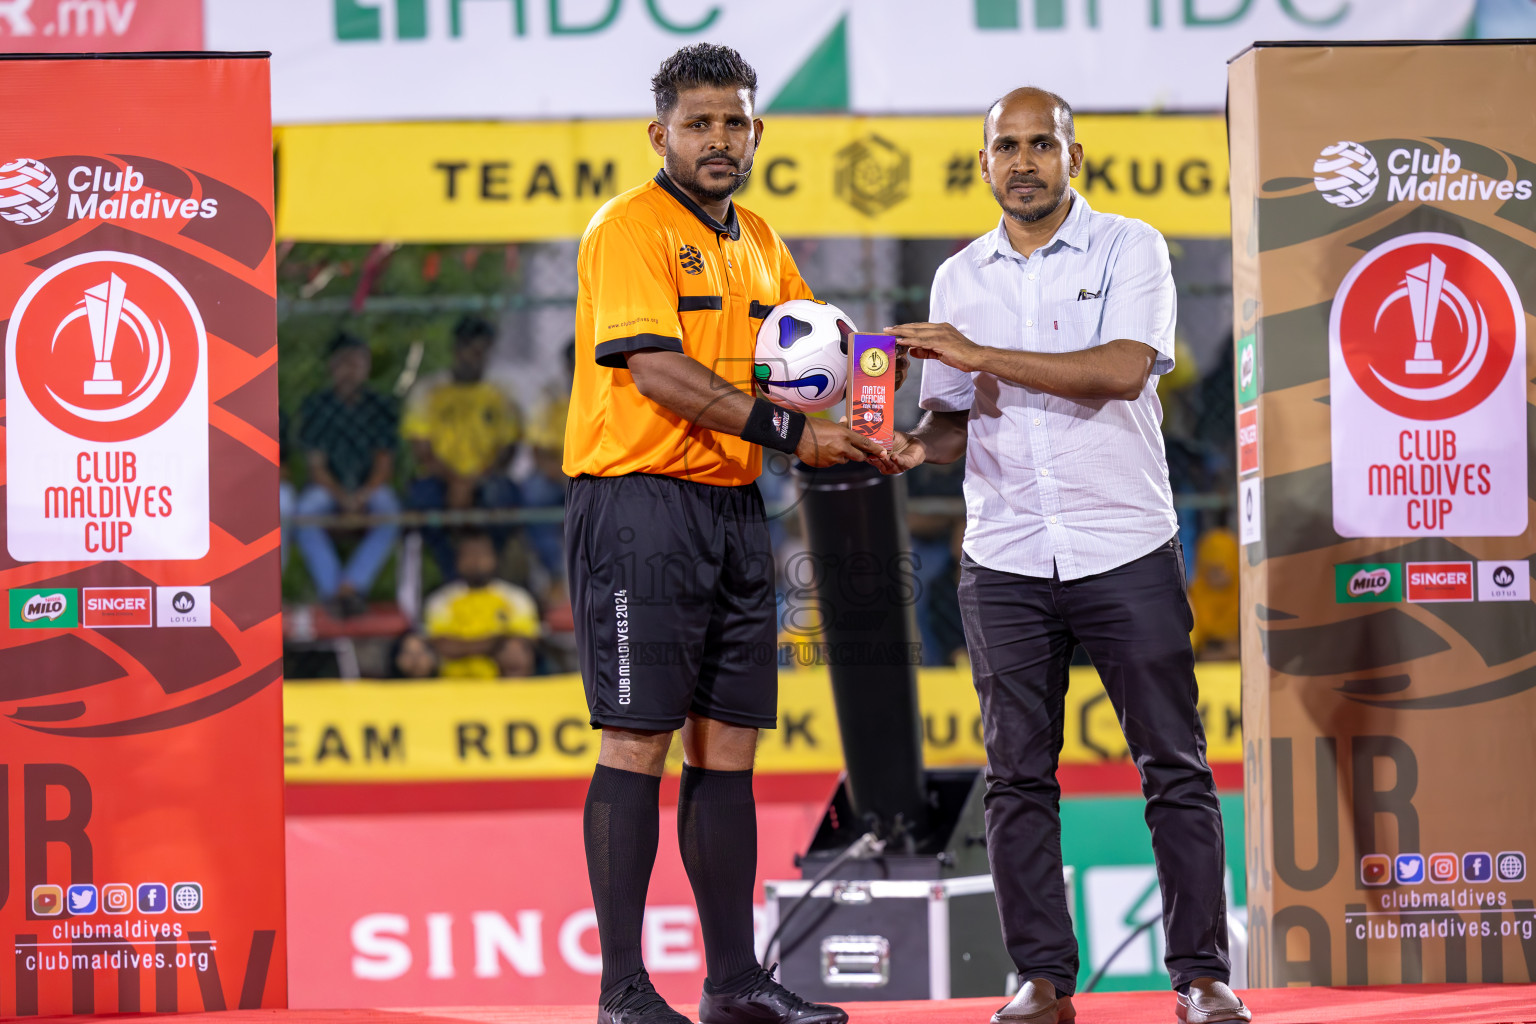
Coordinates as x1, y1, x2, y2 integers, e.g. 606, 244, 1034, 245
991, 978, 1073, 1024
1176, 978, 1252, 1023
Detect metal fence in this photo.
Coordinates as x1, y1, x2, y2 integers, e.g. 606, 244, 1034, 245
276, 236, 1238, 672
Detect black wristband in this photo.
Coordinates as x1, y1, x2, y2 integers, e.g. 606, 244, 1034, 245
741, 397, 806, 454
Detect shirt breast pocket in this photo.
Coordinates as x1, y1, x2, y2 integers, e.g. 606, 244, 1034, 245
1043, 298, 1102, 353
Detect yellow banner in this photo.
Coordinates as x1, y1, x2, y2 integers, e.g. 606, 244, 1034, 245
275, 114, 1230, 243
283, 663, 1241, 783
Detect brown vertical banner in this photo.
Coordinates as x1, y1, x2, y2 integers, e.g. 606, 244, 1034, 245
0, 55, 285, 1014
1230, 42, 1536, 988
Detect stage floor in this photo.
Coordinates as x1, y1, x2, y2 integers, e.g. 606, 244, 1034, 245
50, 984, 1536, 1024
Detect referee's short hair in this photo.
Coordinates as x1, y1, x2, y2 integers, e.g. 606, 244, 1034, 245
984, 88, 1076, 145
651, 43, 759, 119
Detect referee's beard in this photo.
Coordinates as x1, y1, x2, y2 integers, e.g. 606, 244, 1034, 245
666, 150, 753, 205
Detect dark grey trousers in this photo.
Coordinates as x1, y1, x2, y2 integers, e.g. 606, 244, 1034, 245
957, 539, 1230, 995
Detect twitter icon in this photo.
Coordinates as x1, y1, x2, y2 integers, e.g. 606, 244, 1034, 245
66, 884, 98, 915
1395, 853, 1425, 885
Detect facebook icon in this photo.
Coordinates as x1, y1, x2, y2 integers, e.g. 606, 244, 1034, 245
1464, 852, 1494, 883
137, 883, 168, 914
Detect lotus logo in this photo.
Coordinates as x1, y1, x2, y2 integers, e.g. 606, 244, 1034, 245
171, 590, 196, 614
1349, 570, 1392, 597
22, 594, 69, 623
1494, 565, 1516, 588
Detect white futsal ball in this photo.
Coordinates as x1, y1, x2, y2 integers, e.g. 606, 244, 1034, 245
1313, 141, 1378, 209
0, 158, 59, 226
753, 299, 855, 413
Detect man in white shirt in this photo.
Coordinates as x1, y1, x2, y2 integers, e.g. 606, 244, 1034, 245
881, 88, 1251, 1024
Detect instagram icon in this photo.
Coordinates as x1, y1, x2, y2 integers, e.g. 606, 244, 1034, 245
102, 883, 132, 914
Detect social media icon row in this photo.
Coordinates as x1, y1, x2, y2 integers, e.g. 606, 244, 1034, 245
1361, 851, 1524, 886
30, 882, 202, 917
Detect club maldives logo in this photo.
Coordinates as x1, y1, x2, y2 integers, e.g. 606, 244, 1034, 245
1313, 141, 1379, 208
7, 251, 204, 443
0, 158, 59, 225
1331, 233, 1522, 422
1313, 142, 1533, 209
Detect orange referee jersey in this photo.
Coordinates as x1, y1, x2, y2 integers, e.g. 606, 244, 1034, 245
564, 169, 814, 487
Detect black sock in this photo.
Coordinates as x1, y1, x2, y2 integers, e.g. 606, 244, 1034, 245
678, 763, 760, 992
585, 764, 661, 1004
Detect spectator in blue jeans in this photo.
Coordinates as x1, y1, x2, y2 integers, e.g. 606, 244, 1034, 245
296, 331, 402, 617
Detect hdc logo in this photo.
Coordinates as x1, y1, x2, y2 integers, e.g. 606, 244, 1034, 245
334, 0, 711, 40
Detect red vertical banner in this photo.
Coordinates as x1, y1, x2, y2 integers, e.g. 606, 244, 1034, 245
0, 55, 284, 1015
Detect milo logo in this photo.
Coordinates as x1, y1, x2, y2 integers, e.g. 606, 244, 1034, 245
1335, 563, 1402, 603
8, 587, 79, 627
24, 595, 67, 621
1350, 570, 1391, 596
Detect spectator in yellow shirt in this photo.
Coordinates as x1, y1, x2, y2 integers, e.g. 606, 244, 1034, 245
403, 314, 523, 578
1188, 527, 1240, 660
424, 530, 541, 679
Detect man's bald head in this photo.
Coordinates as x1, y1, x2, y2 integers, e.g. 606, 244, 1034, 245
984, 88, 1075, 145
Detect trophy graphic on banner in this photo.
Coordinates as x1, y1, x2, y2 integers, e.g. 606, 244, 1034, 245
1403, 254, 1446, 375
82, 272, 127, 395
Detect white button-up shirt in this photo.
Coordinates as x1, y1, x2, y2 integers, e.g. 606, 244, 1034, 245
919, 190, 1179, 581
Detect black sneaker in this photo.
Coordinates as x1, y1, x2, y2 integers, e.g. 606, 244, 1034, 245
698, 965, 848, 1024
598, 975, 696, 1024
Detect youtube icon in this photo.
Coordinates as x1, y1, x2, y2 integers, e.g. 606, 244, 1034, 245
1405, 562, 1474, 603
81, 587, 153, 628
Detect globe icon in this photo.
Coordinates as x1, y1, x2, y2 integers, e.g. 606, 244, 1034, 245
0, 158, 59, 226
173, 884, 201, 911
1498, 853, 1524, 880
1313, 141, 1379, 208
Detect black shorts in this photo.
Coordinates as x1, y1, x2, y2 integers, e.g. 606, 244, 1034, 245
565, 473, 778, 732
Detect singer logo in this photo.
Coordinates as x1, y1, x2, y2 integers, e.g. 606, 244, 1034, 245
1405, 561, 1474, 603
1332, 234, 1520, 421
8, 251, 203, 443
1238, 407, 1258, 476
82, 586, 153, 628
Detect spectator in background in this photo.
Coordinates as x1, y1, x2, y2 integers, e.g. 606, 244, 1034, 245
404, 314, 523, 579
424, 530, 541, 679
295, 331, 401, 617
1188, 527, 1241, 660
389, 631, 441, 679
519, 338, 575, 593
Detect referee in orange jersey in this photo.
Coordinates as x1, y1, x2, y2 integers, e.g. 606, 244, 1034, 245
564, 44, 889, 1024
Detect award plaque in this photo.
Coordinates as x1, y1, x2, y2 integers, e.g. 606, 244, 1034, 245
847, 333, 895, 452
